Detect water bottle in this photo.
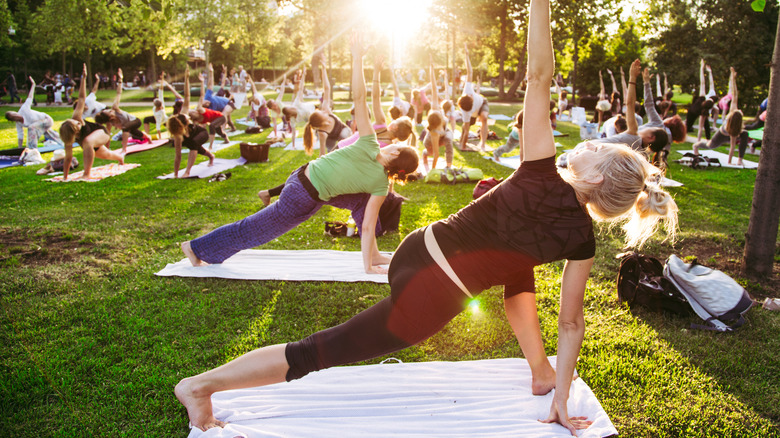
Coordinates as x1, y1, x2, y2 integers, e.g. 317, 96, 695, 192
346, 217, 356, 237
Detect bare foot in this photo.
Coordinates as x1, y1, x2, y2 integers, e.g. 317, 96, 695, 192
531, 365, 556, 396
181, 241, 208, 267
222, 138, 230, 144
118, 155, 125, 165
174, 377, 226, 431
208, 160, 215, 167
182, 172, 190, 178
257, 190, 271, 206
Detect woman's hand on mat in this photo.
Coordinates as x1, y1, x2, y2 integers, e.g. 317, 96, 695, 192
366, 265, 388, 275
540, 398, 592, 435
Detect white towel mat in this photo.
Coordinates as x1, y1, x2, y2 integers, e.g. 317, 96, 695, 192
677, 150, 759, 169
156, 157, 247, 180
188, 357, 617, 438
156, 249, 390, 283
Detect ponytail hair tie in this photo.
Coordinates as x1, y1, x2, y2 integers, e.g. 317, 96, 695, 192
398, 169, 406, 176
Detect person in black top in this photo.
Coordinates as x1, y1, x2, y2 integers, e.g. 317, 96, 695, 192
166, 66, 215, 178
302, 59, 352, 155
58, 64, 125, 181
174, 12, 678, 434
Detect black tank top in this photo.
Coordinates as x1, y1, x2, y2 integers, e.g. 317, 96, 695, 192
318, 114, 348, 142
77, 120, 108, 144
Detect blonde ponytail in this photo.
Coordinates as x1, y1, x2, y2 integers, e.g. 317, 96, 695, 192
623, 183, 678, 248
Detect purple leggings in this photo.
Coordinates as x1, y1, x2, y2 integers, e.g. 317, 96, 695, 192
190, 166, 377, 264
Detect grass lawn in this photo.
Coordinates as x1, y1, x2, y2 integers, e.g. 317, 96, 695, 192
0, 95, 778, 437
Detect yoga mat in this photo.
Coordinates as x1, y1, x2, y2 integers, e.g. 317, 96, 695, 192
416, 156, 449, 177
488, 113, 513, 121
748, 128, 763, 141
183, 140, 241, 154
125, 139, 170, 155
284, 138, 305, 151
156, 249, 390, 284
0, 156, 21, 170
187, 357, 617, 438
46, 163, 140, 182
553, 130, 568, 137
676, 150, 759, 169
156, 157, 247, 180
235, 117, 255, 127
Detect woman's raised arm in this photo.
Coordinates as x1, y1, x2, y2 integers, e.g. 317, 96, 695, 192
521, 0, 555, 162
351, 32, 373, 137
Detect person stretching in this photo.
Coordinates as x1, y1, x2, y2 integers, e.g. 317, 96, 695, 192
303, 59, 352, 155
421, 55, 454, 170
190, 72, 230, 151
5, 76, 63, 149
143, 74, 169, 140
95, 68, 152, 154
693, 67, 750, 166
181, 33, 419, 274
457, 45, 490, 152
174, 10, 678, 435
201, 64, 237, 132
59, 64, 125, 180
492, 110, 523, 163
168, 68, 215, 178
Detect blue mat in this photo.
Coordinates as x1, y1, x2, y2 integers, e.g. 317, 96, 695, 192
0, 156, 22, 170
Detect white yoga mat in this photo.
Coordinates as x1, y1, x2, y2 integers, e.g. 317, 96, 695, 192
416, 156, 450, 176
156, 157, 247, 180
284, 138, 306, 151
183, 140, 241, 154
187, 357, 617, 438
156, 249, 390, 283
677, 150, 759, 169
489, 113, 514, 121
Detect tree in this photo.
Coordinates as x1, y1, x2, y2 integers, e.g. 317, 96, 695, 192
644, 0, 702, 93
479, 0, 529, 99
551, 0, 617, 103
742, 3, 780, 279
0, 0, 16, 49
30, 0, 119, 78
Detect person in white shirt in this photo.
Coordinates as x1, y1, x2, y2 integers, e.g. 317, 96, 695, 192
457, 45, 489, 152
389, 67, 414, 121
5, 76, 63, 149
81, 73, 107, 120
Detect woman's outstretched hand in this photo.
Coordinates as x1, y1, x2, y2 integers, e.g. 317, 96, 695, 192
540, 397, 593, 436
629, 59, 641, 81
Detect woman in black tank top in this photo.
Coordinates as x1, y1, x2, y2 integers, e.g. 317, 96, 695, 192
174, 23, 678, 435
166, 71, 215, 178
302, 60, 352, 155
58, 63, 124, 181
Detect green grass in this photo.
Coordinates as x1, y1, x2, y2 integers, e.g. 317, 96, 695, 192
0, 99, 778, 437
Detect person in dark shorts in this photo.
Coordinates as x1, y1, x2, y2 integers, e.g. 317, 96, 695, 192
174, 17, 679, 435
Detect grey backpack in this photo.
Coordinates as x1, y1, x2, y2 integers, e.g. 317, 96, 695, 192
663, 255, 754, 332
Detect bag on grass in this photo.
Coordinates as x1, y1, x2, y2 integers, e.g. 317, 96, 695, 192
663, 254, 753, 332
472, 177, 502, 199
616, 252, 692, 317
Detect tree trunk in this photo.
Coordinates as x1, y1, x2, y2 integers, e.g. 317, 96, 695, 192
572, 37, 579, 105
61, 50, 66, 76
86, 49, 92, 90
742, 17, 780, 279
505, 45, 527, 99
451, 28, 457, 101
250, 43, 255, 82
497, 2, 508, 99
148, 46, 157, 88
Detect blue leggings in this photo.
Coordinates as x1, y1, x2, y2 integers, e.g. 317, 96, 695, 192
190, 166, 376, 264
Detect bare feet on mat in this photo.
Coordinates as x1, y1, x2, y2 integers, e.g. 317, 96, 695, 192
175, 378, 226, 431
208, 158, 215, 167
531, 365, 557, 396
118, 155, 125, 165
257, 189, 271, 206
182, 241, 208, 266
